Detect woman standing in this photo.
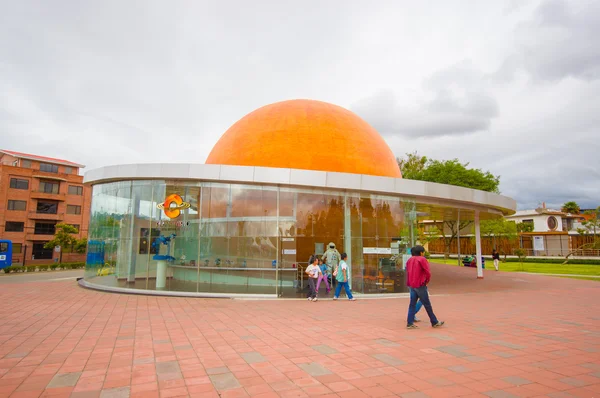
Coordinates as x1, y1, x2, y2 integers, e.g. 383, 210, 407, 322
492, 249, 500, 271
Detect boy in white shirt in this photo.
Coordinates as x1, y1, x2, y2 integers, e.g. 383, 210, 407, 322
305, 257, 322, 302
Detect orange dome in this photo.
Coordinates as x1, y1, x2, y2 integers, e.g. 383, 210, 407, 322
206, 99, 402, 178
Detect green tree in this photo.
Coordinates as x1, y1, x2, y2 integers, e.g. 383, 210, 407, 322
44, 223, 80, 264
516, 222, 534, 233
480, 218, 518, 254
577, 207, 600, 239
561, 201, 581, 214
397, 152, 501, 257
397, 152, 428, 179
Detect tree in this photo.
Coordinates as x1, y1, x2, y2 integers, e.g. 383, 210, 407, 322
480, 218, 518, 255
577, 207, 600, 237
397, 153, 500, 193
516, 222, 534, 233
397, 152, 501, 257
44, 223, 81, 264
397, 152, 428, 179
561, 201, 580, 214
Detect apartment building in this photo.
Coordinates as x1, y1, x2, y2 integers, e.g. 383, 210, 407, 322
0, 149, 91, 263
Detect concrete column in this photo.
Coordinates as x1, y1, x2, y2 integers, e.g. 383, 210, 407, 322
475, 211, 483, 279
127, 186, 140, 283
344, 194, 352, 289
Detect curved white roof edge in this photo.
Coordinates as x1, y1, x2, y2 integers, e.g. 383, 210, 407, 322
84, 163, 517, 217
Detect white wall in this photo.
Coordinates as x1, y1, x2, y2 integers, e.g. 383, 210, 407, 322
506, 214, 563, 232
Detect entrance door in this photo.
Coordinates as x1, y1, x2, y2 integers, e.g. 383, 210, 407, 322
32, 243, 53, 260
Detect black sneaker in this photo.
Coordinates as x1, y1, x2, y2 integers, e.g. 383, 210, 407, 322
406, 324, 419, 329
432, 321, 445, 328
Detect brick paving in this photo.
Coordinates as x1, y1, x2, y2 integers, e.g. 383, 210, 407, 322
0, 263, 599, 398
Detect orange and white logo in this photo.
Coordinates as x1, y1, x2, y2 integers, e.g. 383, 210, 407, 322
157, 194, 190, 219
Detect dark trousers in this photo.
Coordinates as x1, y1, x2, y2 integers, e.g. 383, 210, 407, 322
307, 278, 317, 299
407, 286, 439, 326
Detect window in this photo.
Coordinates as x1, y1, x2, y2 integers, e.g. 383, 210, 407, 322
7, 200, 27, 211
522, 219, 534, 226
36, 201, 58, 214
9, 178, 29, 190
21, 159, 31, 168
13, 243, 22, 254
39, 180, 60, 194
34, 222, 56, 235
40, 163, 59, 173
547, 216, 558, 231
0, 242, 7, 253
65, 166, 73, 174
69, 224, 80, 232
32, 243, 53, 260
5, 222, 24, 232
68, 185, 83, 195
67, 205, 81, 215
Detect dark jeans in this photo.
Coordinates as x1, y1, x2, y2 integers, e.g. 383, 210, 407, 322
307, 278, 317, 299
407, 286, 438, 326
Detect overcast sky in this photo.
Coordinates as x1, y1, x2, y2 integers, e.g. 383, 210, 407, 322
1, 0, 598, 210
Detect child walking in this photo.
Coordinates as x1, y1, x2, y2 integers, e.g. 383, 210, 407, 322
305, 257, 322, 301
316, 258, 331, 294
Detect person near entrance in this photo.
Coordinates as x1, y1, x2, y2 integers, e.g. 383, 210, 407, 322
305, 256, 322, 301
406, 245, 444, 329
333, 253, 356, 301
322, 242, 340, 281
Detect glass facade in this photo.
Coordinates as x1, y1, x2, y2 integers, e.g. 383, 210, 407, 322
85, 180, 418, 297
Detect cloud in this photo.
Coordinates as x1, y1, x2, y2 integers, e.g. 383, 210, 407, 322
499, 0, 600, 82
351, 62, 499, 138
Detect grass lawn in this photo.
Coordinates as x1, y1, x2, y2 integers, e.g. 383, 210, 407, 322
430, 257, 600, 276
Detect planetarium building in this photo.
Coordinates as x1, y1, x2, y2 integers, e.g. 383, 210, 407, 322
82, 100, 516, 297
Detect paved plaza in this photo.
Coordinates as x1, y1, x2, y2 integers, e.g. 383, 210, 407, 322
0, 264, 599, 398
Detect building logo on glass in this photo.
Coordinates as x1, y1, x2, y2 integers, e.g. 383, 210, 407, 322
157, 194, 190, 219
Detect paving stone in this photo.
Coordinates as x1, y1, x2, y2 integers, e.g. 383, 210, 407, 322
590, 372, 600, 378
488, 340, 525, 350
209, 372, 241, 390
374, 338, 401, 347
298, 362, 332, 376
372, 353, 405, 366
435, 345, 469, 357
100, 387, 130, 398
241, 351, 266, 363
47, 372, 81, 388
241, 335, 256, 340
401, 392, 431, 398
447, 365, 471, 373
559, 377, 588, 387
427, 333, 454, 341
502, 376, 532, 385
155, 361, 180, 374
465, 355, 486, 362
476, 327, 501, 336
484, 391, 520, 398
311, 345, 338, 355
494, 351, 515, 358
547, 392, 577, 398
536, 334, 573, 343
206, 367, 230, 375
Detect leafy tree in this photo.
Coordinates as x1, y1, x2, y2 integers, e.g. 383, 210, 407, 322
397, 152, 501, 257
44, 223, 80, 264
397, 152, 428, 179
516, 222, 534, 233
480, 218, 518, 254
397, 153, 500, 193
576, 207, 600, 239
561, 201, 581, 214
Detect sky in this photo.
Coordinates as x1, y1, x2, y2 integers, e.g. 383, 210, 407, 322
1, 0, 598, 210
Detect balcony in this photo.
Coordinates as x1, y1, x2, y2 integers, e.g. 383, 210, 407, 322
26, 233, 55, 241
28, 212, 64, 221
30, 191, 66, 201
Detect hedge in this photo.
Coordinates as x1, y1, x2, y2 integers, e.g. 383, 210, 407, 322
500, 258, 600, 265
2, 262, 85, 274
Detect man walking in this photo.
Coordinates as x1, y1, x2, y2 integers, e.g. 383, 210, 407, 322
333, 253, 356, 301
406, 245, 444, 329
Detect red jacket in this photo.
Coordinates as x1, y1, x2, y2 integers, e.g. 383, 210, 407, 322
406, 256, 431, 288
